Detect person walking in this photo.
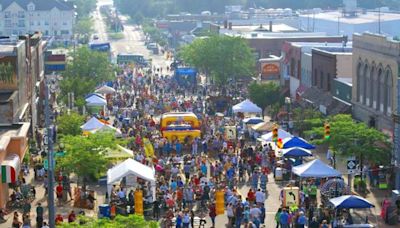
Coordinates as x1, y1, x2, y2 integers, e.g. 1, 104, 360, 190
208, 203, 216, 228
36, 203, 44, 228
279, 208, 290, 228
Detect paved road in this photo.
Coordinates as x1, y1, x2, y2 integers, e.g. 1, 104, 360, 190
95, 0, 170, 71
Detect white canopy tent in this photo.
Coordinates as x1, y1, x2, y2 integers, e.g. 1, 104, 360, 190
81, 117, 122, 136
232, 99, 262, 113
85, 94, 107, 106
95, 85, 116, 94
107, 158, 156, 200
259, 129, 292, 142
81, 117, 104, 131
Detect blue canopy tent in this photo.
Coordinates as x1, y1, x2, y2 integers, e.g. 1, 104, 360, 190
174, 67, 197, 87
282, 136, 316, 149
292, 159, 341, 178
281, 147, 312, 157
329, 195, 375, 209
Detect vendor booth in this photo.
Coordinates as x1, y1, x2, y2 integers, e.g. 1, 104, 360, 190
107, 159, 156, 216
282, 136, 316, 149
251, 122, 276, 132
329, 195, 375, 228
95, 85, 116, 94
292, 159, 341, 178
232, 99, 262, 114
85, 93, 107, 106
174, 67, 197, 87
259, 129, 292, 142
81, 117, 122, 137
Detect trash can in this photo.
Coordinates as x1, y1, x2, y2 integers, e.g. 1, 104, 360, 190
275, 167, 283, 181
98, 204, 111, 218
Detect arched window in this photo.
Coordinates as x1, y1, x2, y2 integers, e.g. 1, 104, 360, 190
369, 65, 375, 108
356, 62, 362, 102
378, 68, 384, 112
385, 68, 393, 114
362, 63, 368, 105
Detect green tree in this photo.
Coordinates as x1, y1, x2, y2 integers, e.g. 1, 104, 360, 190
58, 214, 158, 228
248, 82, 282, 117
74, 17, 94, 36
291, 107, 323, 137
58, 132, 117, 184
57, 112, 85, 136
59, 47, 113, 107
180, 35, 255, 85
306, 114, 392, 168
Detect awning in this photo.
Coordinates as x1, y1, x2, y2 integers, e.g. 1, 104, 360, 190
0, 154, 21, 183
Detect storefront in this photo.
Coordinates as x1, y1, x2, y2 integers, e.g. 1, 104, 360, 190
0, 122, 30, 208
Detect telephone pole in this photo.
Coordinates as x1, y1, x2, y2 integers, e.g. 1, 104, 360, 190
44, 76, 55, 227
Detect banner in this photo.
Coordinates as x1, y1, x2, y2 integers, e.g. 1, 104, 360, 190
134, 190, 143, 215
215, 190, 225, 215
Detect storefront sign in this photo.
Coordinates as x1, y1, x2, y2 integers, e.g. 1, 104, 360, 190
262, 64, 279, 75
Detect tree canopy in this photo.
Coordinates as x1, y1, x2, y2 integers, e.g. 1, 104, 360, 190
70, 0, 97, 18
57, 112, 85, 136
180, 35, 255, 85
57, 132, 117, 182
248, 82, 282, 116
59, 47, 113, 107
305, 114, 392, 165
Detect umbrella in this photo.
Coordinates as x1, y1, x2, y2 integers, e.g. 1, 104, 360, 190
232, 99, 262, 113
282, 137, 316, 149
95, 85, 116, 94
329, 195, 375, 209
243, 117, 264, 125
85, 93, 107, 106
320, 178, 350, 197
251, 122, 277, 132
292, 159, 341, 178
281, 147, 312, 157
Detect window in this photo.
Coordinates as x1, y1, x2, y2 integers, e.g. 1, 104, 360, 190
63, 21, 67, 26
28, 3, 35, 11
5, 19, 11, 27
4, 11, 11, 18
37, 21, 41, 26
18, 11, 25, 18
44, 21, 49, 26
327, 73, 331, 91
61, 30, 69, 35
18, 19, 25, 27
30, 21, 34, 26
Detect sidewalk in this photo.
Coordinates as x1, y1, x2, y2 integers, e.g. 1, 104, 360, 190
313, 148, 394, 227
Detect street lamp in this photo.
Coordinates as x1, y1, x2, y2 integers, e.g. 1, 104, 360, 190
285, 97, 292, 133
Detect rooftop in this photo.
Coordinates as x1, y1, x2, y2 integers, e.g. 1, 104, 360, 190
313, 46, 353, 54
229, 31, 329, 39
289, 42, 352, 54
0, 0, 74, 11
300, 11, 400, 24
335, 77, 353, 86
220, 23, 298, 33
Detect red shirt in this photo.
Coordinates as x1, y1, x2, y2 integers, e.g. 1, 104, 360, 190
56, 185, 63, 197
248, 191, 255, 201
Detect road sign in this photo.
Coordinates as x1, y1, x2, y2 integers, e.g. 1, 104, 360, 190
347, 159, 357, 170
283, 187, 299, 207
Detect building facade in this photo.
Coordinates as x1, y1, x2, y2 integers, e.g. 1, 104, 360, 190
0, 0, 74, 39
352, 33, 400, 134
311, 47, 352, 93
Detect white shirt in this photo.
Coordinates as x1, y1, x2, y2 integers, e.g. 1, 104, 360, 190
255, 191, 265, 203
250, 207, 262, 219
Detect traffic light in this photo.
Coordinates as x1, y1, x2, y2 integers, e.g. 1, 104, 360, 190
272, 126, 278, 142
324, 123, 331, 139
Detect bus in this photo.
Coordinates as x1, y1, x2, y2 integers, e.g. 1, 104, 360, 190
116, 53, 148, 66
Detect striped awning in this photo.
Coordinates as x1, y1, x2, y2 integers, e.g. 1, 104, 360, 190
0, 154, 20, 183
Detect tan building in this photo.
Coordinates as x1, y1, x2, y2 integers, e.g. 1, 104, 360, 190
352, 33, 400, 135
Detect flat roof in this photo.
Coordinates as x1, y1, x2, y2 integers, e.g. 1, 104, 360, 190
221, 23, 298, 33
229, 32, 329, 39
300, 11, 400, 24
335, 77, 352, 86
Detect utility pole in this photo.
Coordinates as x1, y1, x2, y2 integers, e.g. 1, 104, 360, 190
44, 76, 55, 228
394, 78, 400, 190
337, 16, 340, 35
378, 7, 381, 34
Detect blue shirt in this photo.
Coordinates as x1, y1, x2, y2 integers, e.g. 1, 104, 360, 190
298, 215, 307, 225
279, 212, 289, 225
170, 181, 177, 191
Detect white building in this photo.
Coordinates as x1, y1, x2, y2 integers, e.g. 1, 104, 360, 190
0, 0, 75, 39
299, 10, 400, 39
